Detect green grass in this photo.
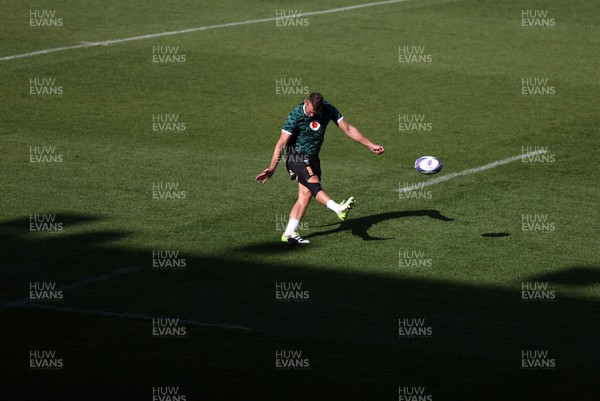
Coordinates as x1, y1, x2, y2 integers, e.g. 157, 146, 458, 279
1, 0, 599, 400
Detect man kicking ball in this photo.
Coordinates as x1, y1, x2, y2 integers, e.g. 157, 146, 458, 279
255, 92, 384, 244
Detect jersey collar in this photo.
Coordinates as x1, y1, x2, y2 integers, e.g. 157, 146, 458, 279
303, 103, 320, 117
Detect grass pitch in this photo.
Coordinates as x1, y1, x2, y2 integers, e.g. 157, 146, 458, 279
1, 0, 599, 399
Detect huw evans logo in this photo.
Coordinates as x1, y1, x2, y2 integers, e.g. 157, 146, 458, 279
275, 214, 309, 232
30, 214, 63, 232
521, 350, 556, 370
152, 182, 187, 200
399, 387, 432, 401
398, 114, 432, 132
275, 350, 309, 370
275, 282, 309, 302
399, 250, 433, 268
399, 318, 432, 338
521, 146, 555, 163
521, 10, 555, 29
398, 183, 432, 201
30, 282, 63, 301
399, 46, 432, 63
29, 77, 63, 96
521, 77, 555, 95
152, 46, 187, 64
30, 146, 63, 163
152, 318, 187, 338
521, 282, 555, 301
29, 350, 63, 370
275, 77, 309, 96
152, 114, 187, 132
275, 10, 309, 28
152, 250, 187, 270
29, 10, 63, 28
284, 145, 308, 163
521, 214, 555, 233
152, 386, 186, 401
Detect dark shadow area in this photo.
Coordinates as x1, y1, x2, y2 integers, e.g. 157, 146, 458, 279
0, 213, 104, 230
482, 232, 511, 237
0, 214, 134, 297
233, 240, 313, 254
0, 214, 598, 401
527, 266, 600, 286
306, 209, 454, 241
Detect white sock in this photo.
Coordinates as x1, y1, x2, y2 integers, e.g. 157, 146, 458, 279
284, 218, 300, 237
326, 200, 341, 214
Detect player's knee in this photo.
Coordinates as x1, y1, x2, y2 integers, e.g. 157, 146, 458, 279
299, 192, 311, 206
299, 185, 311, 199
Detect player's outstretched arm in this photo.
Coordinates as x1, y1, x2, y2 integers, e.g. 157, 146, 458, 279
255, 130, 291, 184
338, 119, 384, 155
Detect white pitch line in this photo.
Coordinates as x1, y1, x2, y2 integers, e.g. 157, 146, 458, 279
24, 303, 255, 332
0, 264, 253, 332
396, 150, 548, 193
0, 0, 409, 62
0, 266, 141, 311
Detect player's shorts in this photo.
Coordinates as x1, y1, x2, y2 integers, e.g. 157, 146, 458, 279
285, 152, 321, 182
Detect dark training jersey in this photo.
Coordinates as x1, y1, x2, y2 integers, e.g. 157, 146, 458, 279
282, 101, 344, 156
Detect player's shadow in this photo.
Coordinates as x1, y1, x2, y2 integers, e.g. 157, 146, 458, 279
305, 209, 454, 241
232, 209, 454, 254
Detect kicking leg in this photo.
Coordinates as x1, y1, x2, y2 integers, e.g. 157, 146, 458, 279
303, 174, 355, 221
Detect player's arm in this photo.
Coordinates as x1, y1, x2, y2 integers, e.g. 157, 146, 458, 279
337, 118, 384, 154
255, 130, 291, 184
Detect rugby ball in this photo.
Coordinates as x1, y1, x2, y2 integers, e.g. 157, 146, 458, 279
415, 156, 443, 174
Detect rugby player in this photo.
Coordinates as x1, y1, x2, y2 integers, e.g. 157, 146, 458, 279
256, 93, 384, 244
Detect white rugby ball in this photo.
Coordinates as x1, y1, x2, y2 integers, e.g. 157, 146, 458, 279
415, 156, 443, 174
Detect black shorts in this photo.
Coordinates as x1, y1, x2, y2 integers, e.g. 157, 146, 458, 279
286, 153, 321, 182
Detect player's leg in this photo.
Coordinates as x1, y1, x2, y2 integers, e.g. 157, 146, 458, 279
281, 155, 312, 244
290, 181, 312, 221
300, 170, 355, 221
282, 183, 312, 244
304, 156, 354, 219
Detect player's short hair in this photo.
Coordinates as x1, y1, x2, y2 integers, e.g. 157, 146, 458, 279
307, 92, 324, 113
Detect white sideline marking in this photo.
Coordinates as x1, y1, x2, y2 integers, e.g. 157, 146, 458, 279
0, 264, 254, 332
0, 266, 141, 311
396, 150, 548, 193
0, 0, 409, 61
24, 303, 255, 332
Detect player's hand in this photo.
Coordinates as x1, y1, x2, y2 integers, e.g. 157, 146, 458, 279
255, 168, 274, 184
370, 144, 385, 155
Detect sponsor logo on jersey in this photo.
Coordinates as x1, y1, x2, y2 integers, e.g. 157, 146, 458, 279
310, 121, 321, 131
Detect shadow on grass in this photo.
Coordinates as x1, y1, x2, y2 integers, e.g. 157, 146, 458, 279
233, 209, 455, 254
0, 213, 598, 401
306, 209, 455, 241
528, 266, 600, 286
